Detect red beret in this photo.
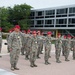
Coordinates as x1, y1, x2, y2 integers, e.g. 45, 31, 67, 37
27, 29, 30, 33
57, 33, 61, 36
64, 35, 66, 38
14, 25, 20, 29
37, 31, 41, 33
47, 31, 52, 35
32, 31, 36, 34
0, 27, 2, 31
67, 34, 71, 38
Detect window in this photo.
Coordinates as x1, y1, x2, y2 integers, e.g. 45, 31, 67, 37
56, 8, 67, 14
45, 19, 54, 24
46, 10, 55, 15
56, 19, 67, 24
30, 12, 35, 16
69, 18, 75, 24
69, 7, 75, 13
36, 20, 44, 24
36, 11, 44, 16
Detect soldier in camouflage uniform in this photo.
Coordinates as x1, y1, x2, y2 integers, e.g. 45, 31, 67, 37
55, 33, 62, 63
72, 36, 75, 60
44, 31, 52, 65
8, 25, 24, 71
21, 30, 26, 55
62, 35, 67, 56
64, 35, 71, 61
25, 29, 32, 60
7, 29, 13, 53
37, 31, 43, 58
0, 28, 2, 57
29, 31, 38, 67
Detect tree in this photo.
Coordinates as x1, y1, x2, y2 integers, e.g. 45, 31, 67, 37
8, 3, 32, 30
0, 7, 13, 32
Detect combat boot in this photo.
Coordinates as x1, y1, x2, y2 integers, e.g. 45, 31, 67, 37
73, 57, 75, 60
11, 66, 14, 71
14, 63, 19, 70
33, 62, 37, 67
25, 55, 29, 60
30, 62, 34, 68
47, 61, 51, 64
45, 61, 49, 65
0, 56, 2, 58
56, 59, 61, 63
65, 58, 70, 61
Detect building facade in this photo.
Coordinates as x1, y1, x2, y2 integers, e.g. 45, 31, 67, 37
30, 5, 75, 37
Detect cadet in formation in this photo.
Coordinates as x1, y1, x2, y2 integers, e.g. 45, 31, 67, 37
72, 36, 75, 60
55, 33, 62, 63
0, 27, 2, 57
44, 31, 52, 65
8, 25, 24, 71
29, 31, 38, 67
64, 34, 71, 61
37, 31, 43, 59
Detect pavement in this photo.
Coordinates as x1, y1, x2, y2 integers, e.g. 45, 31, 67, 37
0, 40, 75, 75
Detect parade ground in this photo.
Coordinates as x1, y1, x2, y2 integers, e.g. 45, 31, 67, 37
0, 40, 75, 75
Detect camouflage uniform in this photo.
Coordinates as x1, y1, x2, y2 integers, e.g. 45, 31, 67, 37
0, 32, 2, 57
8, 31, 24, 69
25, 34, 32, 60
21, 33, 26, 55
30, 36, 38, 67
7, 33, 11, 53
37, 35, 43, 58
44, 36, 52, 65
62, 39, 66, 56
55, 37, 62, 63
72, 38, 75, 60
65, 38, 71, 61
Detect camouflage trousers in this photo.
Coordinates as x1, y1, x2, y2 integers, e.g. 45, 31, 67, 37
37, 43, 43, 57
65, 48, 70, 59
55, 49, 61, 59
73, 49, 75, 59
10, 48, 20, 67
25, 47, 30, 58
44, 45, 51, 61
29, 51, 37, 65
21, 46, 25, 55
0, 43, 2, 53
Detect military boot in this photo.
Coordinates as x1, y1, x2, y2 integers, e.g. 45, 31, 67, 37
25, 55, 29, 60
14, 63, 19, 70
65, 58, 70, 61
0, 55, 2, 58
56, 58, 61, 63
30, 61, 34, 68
45, 60, 49, 65
11, 66, 14, 71
73, 57, 75, 60
33, 62, 37, 67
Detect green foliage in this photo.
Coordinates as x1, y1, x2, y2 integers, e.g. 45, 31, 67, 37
0, 3, 32, 32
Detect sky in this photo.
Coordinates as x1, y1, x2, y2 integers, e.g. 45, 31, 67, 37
0, 0, 75, 9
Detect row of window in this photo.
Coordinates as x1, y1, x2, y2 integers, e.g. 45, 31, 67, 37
31, 25, 75, 27
30, 7, 75, 16
31, 18, 75, 25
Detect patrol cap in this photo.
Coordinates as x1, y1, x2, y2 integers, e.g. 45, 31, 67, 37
14, 25, 20, 29
47, 31, 52, 35
32, 31, 37, 34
